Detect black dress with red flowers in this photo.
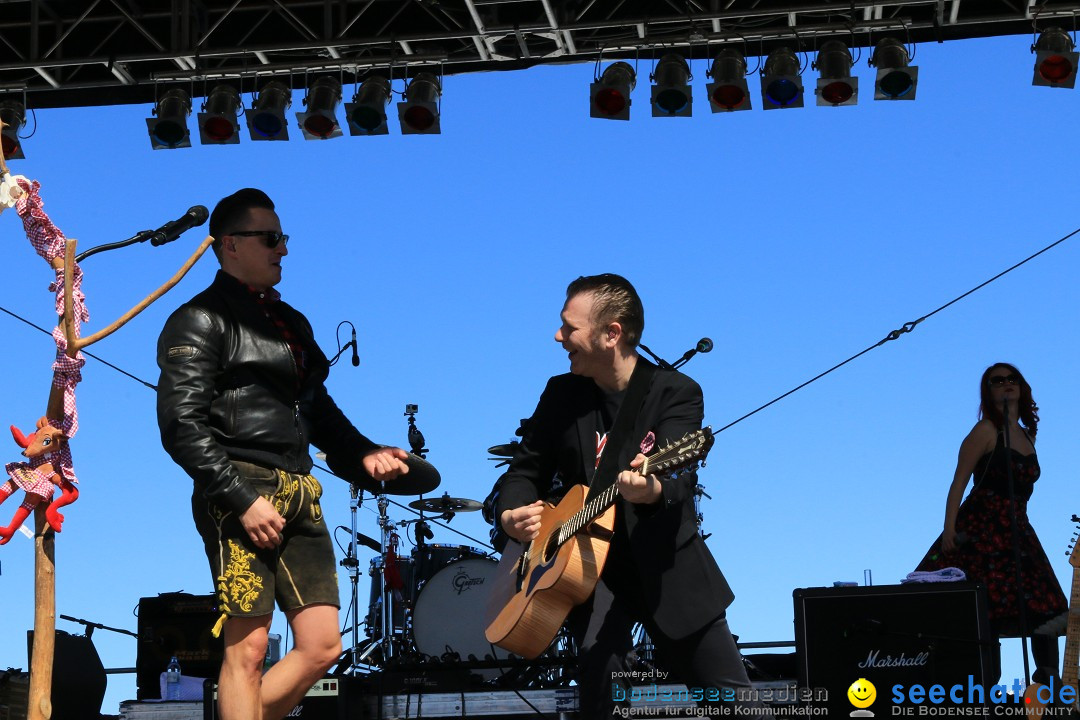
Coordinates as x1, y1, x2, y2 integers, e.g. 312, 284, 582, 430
916, 430, 1067, 637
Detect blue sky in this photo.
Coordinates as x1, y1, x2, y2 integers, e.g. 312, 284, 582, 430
1, 34, 1077, 712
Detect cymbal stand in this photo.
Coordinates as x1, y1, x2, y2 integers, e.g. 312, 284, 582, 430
375, 494, 407, 663
342, 482, 363, 673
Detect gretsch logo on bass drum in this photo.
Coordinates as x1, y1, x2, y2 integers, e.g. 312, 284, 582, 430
453, 567, 486, 595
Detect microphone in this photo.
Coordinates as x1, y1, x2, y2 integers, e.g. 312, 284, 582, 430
150, 205, 209, 247
696, 338, 713, 354
350, 328, 359, 367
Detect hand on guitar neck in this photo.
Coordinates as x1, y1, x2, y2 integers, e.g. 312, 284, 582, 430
499, 454, 661, 542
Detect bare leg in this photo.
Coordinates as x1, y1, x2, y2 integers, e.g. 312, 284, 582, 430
260, 604, 341, 720
217, 614, 273, 720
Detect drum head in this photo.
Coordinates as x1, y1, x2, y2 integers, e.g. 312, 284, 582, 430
411, 557, 509, 680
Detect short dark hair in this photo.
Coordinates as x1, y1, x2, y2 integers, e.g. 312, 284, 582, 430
209, 188, 275, 259
565, 273, 644, 347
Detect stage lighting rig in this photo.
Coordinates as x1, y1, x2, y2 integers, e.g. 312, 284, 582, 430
871, 38, 918, 100
345, 75, 391, 136
651, 54, 692, 117
590, 61, 636, 120
197, 85, 241, 145
397, 72, 441, 134
1032, 27, 1078, 88
297, 76, 343, 140
146, 88, 192, 150
0, 100, 27, 159
814, 41, 858, 106
760, 48, 804, 110
246, 80, 291, 141
706, 49, 751, 112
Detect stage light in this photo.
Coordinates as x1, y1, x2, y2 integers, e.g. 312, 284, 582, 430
1032, 27, 1078, 88
870, 38, 918, 100
760, 47, 804, 110
345, 75, 391, 136
297, 76, 343, 140
397, 73, 441, 134
245, 80, 291, 141
145, 88, 192, 150
197, 85, 241, 145
590, 61, 636, 120
815, 41, 858, 106
706, 49, 751, 112
0, 100, 27, 160
651, 54, 692, 117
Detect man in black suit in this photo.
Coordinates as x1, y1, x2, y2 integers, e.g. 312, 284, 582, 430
491, 274, 759, 716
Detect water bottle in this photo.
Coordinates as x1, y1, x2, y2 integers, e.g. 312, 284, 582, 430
166, 656, 181, 700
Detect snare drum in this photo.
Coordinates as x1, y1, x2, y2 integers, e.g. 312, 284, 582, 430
365, 555, 414, 638
411, 555, 510, 680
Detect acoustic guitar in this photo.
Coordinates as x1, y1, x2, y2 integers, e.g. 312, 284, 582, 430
483, 427, 714, 659
1024, 514, 1079, 716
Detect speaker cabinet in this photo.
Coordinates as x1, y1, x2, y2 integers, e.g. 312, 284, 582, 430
25, 631, 106, 720
136, 593, 224, 699
794, 583, 994, 714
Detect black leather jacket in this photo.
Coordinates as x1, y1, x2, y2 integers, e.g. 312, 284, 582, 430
156, 270, 378, 514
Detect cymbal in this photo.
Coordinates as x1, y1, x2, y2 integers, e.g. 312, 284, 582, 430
381, 453, 441, 496
487, 442, 519, 458
409, 494, 483, 513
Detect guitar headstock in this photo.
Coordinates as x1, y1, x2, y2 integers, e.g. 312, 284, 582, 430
1070, 514, 1079, 569
644, 427, 715, 476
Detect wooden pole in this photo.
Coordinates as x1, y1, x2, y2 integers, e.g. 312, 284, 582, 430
27, 382, 66, 720
28, 504, 55, 720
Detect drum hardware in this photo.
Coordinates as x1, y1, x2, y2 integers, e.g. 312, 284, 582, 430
694, 483, 711, 539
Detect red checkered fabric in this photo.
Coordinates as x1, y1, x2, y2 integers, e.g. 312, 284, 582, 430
11, 179, 82, 485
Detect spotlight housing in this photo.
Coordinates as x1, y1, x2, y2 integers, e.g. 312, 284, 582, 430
198, 85, 241, 145
1032, 27, 1078, 88
297, 76, 343, 140
397, 73, 441, 134
871, 38, 918, 100
0, 100, 27, 160
651, 54, 692, 117
590, 61, 636, 120
760, 47, 804, 110
146, 88, 192, 150
246, 81, 292, 141
706, 49, 751, 112
815, 41, 858, 106
345, 75, 391, 136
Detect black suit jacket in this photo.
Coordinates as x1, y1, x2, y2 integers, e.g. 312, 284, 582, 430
492, 358, 734, 639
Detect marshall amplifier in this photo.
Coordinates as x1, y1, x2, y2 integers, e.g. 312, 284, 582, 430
136, 593, 224, 699
793, 583, 994, 715
203, 677, 340, 719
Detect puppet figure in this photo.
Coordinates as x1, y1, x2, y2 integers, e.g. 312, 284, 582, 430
0, 416, 78, 544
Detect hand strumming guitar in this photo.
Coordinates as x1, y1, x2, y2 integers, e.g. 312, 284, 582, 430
500, 500, 545, 542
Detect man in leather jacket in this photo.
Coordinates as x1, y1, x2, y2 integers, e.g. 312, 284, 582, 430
156, 188, 408, 720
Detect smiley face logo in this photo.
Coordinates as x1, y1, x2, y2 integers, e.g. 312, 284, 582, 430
847, 678, 877, 709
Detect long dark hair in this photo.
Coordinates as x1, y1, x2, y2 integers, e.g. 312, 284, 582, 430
978, 362, 1039, 437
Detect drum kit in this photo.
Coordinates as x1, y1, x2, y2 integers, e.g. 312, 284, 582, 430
333, 439, 571, 688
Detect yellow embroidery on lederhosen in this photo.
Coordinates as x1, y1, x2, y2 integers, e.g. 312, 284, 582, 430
300, 474, 323, 523
272, 468, 297, 517
211, 539, 265, 637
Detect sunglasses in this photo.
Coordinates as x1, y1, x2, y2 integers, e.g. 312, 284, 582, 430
227, 230, 289, 249
987, 374, 1019, 388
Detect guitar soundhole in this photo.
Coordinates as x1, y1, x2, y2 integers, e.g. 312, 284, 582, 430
543, 527, 561, 563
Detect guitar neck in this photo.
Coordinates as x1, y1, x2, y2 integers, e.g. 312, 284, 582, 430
558, 483, 619, 546
1065, 564, 1080, 689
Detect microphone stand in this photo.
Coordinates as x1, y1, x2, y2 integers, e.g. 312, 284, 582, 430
1001, 398, 1032, 686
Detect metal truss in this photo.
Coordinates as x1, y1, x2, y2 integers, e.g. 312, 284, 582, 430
1, 0, 1078, 109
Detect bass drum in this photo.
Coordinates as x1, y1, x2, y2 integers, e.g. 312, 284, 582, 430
411, 556, 510, 681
